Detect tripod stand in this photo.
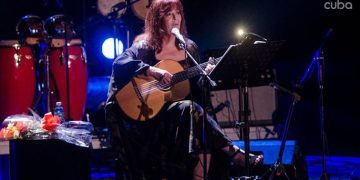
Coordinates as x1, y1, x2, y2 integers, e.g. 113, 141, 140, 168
261, 82, 301, 180
263, 28, 332, 180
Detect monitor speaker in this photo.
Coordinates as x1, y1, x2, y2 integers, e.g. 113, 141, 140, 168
210, 85, 276, 125
231, 140, 308, 179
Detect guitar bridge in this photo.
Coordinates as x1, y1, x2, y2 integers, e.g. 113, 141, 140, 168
137, 104, 153, 120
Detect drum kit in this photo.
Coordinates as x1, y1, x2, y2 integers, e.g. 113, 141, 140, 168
0, 14, 88, 123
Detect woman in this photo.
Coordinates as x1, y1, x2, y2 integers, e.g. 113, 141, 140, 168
105, 0, 263, 179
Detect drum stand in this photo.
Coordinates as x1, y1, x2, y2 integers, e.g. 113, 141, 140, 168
45, 48, 51, 113
30, 41, 51, 115
43, 29, 72, 119
32, 41, 60, 115
63, 28, 71, 120
42, 24, 72, 120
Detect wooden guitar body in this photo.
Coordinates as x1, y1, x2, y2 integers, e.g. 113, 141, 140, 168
115, 60, 190, 121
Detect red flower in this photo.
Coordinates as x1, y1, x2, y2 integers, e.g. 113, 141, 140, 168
0, 128, 14, 139
41, 112, 60, 132
15, 121, 27, 135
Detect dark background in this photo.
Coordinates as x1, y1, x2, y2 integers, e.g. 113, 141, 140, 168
0, 0, 359, 156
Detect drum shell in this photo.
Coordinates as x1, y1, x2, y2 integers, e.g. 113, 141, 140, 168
0, 42, 36, 122
48, 43, 88, 120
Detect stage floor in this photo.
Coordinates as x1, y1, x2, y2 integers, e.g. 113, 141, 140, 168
90, 155, 360, 179
2, 140, 360, 179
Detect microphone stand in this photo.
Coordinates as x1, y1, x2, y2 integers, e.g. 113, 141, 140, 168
297, 29, 332, 180
179, 43, 216, 87
107, 2, 132, 60
297, 50, 329, 179
106, 0, 142, 20
318, 51, 328, 180
178, 42, 216, 180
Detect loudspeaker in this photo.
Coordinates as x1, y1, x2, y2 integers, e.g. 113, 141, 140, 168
231, 140, 308, 179
210, 86, 276, 124
210, 86, 278, 140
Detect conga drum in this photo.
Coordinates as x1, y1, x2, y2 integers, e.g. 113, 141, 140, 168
0, 40, 36, 122
44, 14, 75, 41
45, 15, 87, 120
16, 15, 45, 45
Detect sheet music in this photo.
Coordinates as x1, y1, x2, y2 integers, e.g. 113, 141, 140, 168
209, 43, 239, 76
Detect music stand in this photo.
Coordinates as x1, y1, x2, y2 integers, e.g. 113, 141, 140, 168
209, 41, 283, 176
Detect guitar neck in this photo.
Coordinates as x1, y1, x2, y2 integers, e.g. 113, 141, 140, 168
171, 58, 219, 86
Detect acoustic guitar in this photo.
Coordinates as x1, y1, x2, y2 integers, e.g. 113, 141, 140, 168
115, 58, 218, 121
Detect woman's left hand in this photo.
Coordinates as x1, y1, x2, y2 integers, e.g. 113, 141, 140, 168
205, 63, 215, 75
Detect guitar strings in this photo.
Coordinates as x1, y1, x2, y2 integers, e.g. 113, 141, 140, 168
138, 66, 204, 96
137, 60, 214, 96
139, 80, 167, 96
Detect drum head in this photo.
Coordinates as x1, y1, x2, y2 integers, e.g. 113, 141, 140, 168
16, 15, 45, 44
45, 14, 76, 39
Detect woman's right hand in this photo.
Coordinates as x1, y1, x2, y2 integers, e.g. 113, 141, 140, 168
147, 66, 173, 84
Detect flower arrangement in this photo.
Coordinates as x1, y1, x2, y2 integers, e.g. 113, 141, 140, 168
0, 121, 27, 139
0, 112, 93, 147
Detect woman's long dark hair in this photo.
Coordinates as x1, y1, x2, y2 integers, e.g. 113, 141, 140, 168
142, 0, 188, 52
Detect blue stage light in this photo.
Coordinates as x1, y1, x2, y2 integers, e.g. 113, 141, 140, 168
101, 38, 124, 59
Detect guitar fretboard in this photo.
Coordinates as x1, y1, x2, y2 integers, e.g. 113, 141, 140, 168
170, 57, 219, 86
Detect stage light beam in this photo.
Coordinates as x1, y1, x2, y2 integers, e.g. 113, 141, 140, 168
102, 38, 124, 59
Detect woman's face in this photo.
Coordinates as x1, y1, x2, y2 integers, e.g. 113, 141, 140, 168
163, 7, 182, 35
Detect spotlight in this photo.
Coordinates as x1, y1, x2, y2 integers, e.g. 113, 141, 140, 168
236, 28, 246, 37
101, 38, 124, 59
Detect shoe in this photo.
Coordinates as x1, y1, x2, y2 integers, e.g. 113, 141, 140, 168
230, 148, 263, 167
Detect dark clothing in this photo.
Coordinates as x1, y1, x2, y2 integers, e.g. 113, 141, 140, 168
105, 38, 233, 180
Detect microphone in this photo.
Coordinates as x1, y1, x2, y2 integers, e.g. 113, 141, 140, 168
107, 2, 127, 19
213, 100, 230, 114
171, 27, 186, 46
